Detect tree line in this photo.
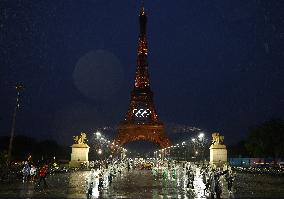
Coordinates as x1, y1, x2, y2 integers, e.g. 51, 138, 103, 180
229, 119, 284, 159
0, 135, 70, 166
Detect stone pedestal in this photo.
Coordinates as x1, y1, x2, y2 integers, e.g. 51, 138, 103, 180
69, 144, 89, 168
210, 144, 227, 166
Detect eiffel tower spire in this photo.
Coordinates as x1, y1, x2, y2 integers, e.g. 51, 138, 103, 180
134, 0, 150, 89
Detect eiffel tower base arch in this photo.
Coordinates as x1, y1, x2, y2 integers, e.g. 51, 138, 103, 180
113, 123, 171, 149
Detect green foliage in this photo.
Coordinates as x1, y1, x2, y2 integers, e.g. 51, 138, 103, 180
245, 119, 284, 158
0, 151, 7, 166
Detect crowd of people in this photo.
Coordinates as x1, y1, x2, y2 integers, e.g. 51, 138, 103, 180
86, 160, 128, 198
85, 159, 236, 199
20, 161, 49, 188
199, 164, 236, 198
152, 160, 236, 199
18, 158, 236, 198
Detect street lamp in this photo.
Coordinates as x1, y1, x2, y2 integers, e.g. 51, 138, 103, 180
191, 138, 197, 161
181, 141, 186, 161
97, 148, 102, 155
198, 132, 206, 162
198, 132, 204, 139
7, 83, 24, 166
95, 131, 101, 138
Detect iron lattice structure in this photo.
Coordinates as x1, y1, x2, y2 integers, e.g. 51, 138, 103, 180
113, 4, 171, 148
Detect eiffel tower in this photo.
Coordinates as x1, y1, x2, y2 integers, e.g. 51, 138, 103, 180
113, 2, 171, 148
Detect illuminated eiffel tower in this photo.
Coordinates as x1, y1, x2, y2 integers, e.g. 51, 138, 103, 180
113, 2, 171, 148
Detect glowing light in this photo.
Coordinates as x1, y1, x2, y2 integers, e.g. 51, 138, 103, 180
97, 149, 102, 155
95, 131, 101, 137
133, 108, 151, 118
198, 132, 204, 139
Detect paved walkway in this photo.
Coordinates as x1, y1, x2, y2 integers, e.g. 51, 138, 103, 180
0, 168, 284, 198
102, 167, 230, 199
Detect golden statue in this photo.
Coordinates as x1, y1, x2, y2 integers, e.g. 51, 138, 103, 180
73, 132, 87, 144
212, 132, 224, 145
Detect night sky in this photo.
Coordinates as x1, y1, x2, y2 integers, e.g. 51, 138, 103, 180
1, 1, 283, 147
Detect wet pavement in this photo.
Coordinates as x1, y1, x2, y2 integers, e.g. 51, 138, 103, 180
0, 168, 284, 198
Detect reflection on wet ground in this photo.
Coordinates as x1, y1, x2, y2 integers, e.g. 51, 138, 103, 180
101, 168, 284, 199
0, 169, 284, 198
103, 169, 190, 199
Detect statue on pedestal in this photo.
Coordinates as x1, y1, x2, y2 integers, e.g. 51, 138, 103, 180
210, 132, 227, 166
70, 132, 90, 168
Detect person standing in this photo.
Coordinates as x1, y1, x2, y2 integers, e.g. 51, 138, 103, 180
225, 170, 235, 194
87, 182, 94, 198
186, 168, 194, 189
98, 173, 104, 191
214, 168, 227, 199
22, 161, 30, 183
37, 164, 48, 188
208, 171, 215, 199
203, 170, 210, 195
214, 174, 222, 199
29, 165, 37, 182
86, 169, 97, 197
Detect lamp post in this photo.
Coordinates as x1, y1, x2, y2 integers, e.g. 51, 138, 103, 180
182, 141, 186, 161
7, 83, 24, 166
176, 144, 180, 161
198, 132, 205, 162
191, 138, 196, 161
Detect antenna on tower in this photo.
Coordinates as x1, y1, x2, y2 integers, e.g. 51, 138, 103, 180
141, 0, 145, 15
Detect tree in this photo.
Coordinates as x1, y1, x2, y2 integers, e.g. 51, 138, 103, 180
0, 135, 69, 162
0, 151, 7, 166
245, 119, 284, 159
228, 140, 249, 158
